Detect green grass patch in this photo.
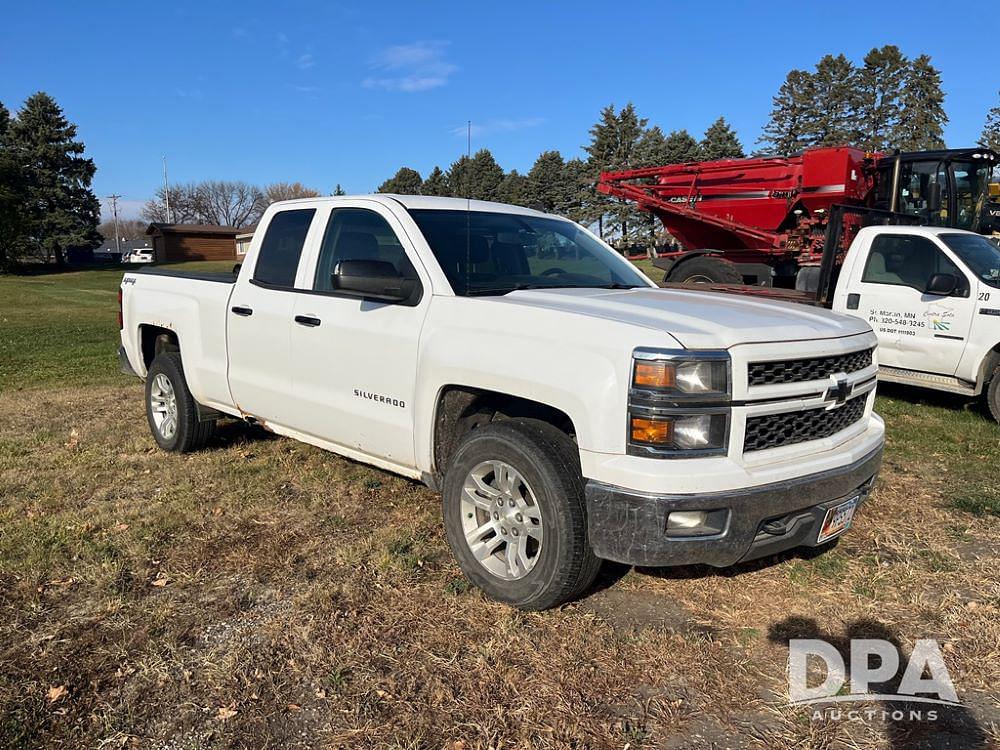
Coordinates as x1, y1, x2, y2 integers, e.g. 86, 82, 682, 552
0, 262, 235, 392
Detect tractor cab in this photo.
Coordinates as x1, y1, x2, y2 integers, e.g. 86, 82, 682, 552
875, 148, 999, 234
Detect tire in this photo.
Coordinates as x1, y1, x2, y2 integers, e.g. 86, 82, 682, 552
144, 351, 215, 452
987, 367, 1000, 424
667, 255, 743, 285
441, 419, 600, 610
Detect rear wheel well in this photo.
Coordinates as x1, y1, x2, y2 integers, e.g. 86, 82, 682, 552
432, 386, 576, 479
139, 325, 179, 370
980, 345, 1000, 388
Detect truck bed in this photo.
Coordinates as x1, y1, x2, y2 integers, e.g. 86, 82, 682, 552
135, 267, 238, 283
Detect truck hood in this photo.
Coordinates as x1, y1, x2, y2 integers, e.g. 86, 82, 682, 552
495, 287, 871, 349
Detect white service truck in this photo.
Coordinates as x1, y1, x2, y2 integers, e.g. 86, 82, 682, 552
829, 226, 1000, 421
119, 196, 885, 609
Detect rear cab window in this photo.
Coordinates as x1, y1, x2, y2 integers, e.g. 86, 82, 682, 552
253, 209, 317, 287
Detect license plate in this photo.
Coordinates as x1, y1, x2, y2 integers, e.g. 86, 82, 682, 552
817, 496, 859, 543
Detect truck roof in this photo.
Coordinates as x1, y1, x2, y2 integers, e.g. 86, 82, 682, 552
271, 194, 552, 218
857, 225, 981, 239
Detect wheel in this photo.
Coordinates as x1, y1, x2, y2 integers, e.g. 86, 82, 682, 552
441, 419, 601, 610
667, 255, 743, 285
145, 351, 215, 452
987, 367, 1000, 424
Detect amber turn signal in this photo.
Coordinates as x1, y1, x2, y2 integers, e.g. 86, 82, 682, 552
630, 417, 673, 445
634, 361, 675, 389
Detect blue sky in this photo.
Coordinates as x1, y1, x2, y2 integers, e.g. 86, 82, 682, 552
2, 1, 997, 221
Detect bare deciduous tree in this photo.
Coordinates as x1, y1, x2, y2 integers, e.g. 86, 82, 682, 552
263, 181, 320, 205
142, 181, 264, 228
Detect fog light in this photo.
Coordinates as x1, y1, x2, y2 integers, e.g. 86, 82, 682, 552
667, 510, 708, 530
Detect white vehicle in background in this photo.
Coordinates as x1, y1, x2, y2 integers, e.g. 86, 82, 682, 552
828, 226, 1000, 422
118, 196, 885, 609
123, 248, 155, 264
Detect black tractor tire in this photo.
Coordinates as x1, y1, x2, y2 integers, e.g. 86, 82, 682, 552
987, 366, 1000, 424
666, 255, 743, 285
144, 351, 215, 453
441, 419, 601, 610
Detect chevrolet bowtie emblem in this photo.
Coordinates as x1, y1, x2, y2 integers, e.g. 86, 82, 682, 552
826, 375, 853, 407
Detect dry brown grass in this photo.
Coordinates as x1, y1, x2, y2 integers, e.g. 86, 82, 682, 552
1, 383, 998, 749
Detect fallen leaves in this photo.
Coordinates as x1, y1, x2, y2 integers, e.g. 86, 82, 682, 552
151, 575, 169, 588
216, 706, 237, 722
47, 684, 67, 703
65, 428, 79, 448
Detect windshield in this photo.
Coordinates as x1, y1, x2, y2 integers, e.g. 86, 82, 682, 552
951, 161, 993, 231
408, 209, 650, 296
940, 233, 1000, 288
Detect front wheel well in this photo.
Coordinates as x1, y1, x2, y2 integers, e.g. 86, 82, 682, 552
139, 325, 179, 370
980, 345, 1000, 387
432, 386, 577, 479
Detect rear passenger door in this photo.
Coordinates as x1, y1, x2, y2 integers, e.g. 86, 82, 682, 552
227, 208, 319, 425
849, 233, 972, 375
286, 202, 431, 469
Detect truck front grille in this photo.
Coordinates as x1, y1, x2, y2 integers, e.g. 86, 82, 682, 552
748, 348, 874, 387
744, 395, 867, 453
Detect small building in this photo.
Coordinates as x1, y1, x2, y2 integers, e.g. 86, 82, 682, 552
235, 226, 256, 257
145, 223, 241, 262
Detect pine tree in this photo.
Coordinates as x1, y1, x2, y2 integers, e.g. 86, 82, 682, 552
663, 130, 701, 163
7, 92, 101, 266
583, 103, 648, 242
806, 54, 858, 147
855, 45, 908, 152
497, 170, 529, 206
978, 91, 1000, 152
421, 166, 449, 196
758, 69, 814, 155
0, 101, 30, 270
700, 117, 745, 160
560, 157, 593, 224
635, 126, 671, 167
893, 55, 947, 150
526, 151, 568, 212
446, 149, 504, 201
377, 166, 422, 194
332, 183, 346, 196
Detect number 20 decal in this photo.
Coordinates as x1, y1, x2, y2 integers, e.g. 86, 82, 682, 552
979, 292, 991, 302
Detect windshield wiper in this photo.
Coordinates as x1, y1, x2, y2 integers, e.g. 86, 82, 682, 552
465, 283, 567, 297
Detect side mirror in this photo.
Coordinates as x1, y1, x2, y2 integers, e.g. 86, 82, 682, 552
332, 259, 417, 303
925, 272, 958, 296
232, 262, 242, 275
928, 182, 942, 213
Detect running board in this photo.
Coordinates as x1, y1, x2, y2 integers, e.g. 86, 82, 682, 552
878, 366, 980, 396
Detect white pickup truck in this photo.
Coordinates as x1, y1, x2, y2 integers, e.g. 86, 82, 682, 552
829, 226, 1000, 421
119, 196, 885, 609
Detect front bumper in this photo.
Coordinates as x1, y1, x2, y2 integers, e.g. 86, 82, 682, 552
585, 444, 883, 567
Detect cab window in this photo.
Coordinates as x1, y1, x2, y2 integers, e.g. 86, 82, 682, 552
313, 208, 418, 292
861, 234, 964, 293
253, 209, 316, 287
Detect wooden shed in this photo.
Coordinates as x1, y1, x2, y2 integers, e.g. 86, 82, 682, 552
145, 224, 240, 262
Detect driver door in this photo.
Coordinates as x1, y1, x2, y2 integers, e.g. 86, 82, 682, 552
853, 233, 973, 375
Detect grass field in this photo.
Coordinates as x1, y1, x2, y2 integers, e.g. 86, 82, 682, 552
0, 264, 998, 749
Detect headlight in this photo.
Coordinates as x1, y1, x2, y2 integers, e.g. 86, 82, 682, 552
628, 349, 732, 458
632, 350, 729, 399
629, 413, 728, 453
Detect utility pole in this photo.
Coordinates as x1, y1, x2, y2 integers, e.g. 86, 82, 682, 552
107, 194, 122, 258
162, 156, 172, 223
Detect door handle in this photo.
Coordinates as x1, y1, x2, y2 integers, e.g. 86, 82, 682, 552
231, 305, 253, 316
294, 315, 321, 327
